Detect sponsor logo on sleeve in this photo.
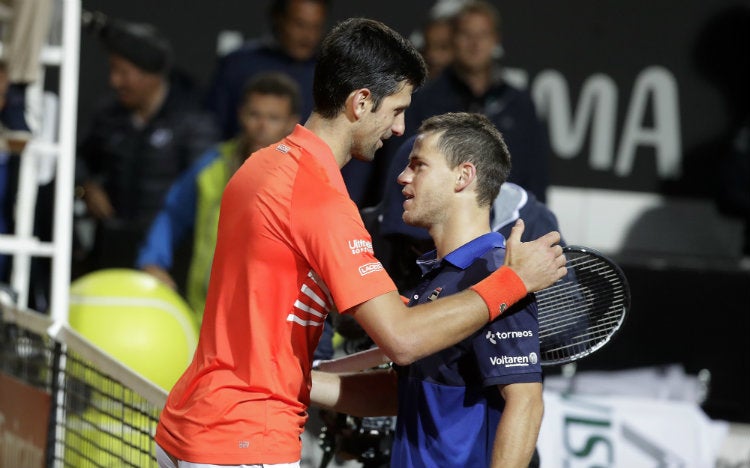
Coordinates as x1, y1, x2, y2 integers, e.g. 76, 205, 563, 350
276, 143, 291, 153
348, 239, 374, 255
490, 354, 531, 367
358, 262, 384, 276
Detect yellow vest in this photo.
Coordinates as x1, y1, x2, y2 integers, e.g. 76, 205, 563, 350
187, 140, 237, 320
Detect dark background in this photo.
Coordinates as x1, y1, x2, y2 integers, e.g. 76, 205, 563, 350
75, 0, 750, 422
77, 0, 750, 196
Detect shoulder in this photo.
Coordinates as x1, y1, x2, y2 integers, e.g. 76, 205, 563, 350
217, 39, 269, 66
219, 38, 304, 70
227, 38, 272, 57
495, 80, 538, 112
458, 246, 506, 283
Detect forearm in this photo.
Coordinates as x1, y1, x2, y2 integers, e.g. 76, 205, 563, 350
315, 347, 390, 373
491, 383, 544, 468
135, 214, 176, 269
354, 290, 492, 366
310, 369, 398, 417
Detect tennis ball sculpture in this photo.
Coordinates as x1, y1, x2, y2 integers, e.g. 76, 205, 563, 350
68, 268, 199, 392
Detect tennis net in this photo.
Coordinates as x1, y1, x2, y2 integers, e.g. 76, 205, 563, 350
0, 299, 167, 467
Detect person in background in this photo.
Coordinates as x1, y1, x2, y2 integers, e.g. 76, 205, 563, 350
205, 0, 329, 140
412, 0, 462, 81
345, 0, 551, 209
395, 0, 551, 204
311, 112, 544, 468
76, 16, 219, 275
0, 0, 53, 306
0, 61, 30, 283
154, 18, 565, 467
420, 15, 454, 81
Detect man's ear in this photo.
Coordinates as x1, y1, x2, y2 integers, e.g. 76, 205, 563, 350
345, 88, 372, 121
455, 162, 477, 192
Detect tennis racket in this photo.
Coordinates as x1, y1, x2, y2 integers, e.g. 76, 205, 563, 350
536, 245, 630, 366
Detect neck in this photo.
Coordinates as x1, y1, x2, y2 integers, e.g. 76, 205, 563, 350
304, 112, 353, 168
430, 205, 492, 259
455, 65, 492, 96
134, 79, 168, 123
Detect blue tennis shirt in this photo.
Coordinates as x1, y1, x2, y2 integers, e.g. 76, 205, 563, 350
391, 232, 542, 467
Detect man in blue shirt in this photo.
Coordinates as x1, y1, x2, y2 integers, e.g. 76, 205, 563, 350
312, 112, 544, 467
373, 133, 564, 293
205, 0, 328, 139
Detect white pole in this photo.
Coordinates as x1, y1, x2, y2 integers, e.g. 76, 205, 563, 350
49, 0, 80, 324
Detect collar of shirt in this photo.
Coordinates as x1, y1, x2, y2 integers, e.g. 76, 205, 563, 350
415, 231, 506, 275
285, 124, 349, 197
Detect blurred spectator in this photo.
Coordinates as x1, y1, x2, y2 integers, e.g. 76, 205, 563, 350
205, 0, 329, 139
0, 61, 29, 282
397, 0, 551, 203
412, 0, 463, 80
345, 0, 551, 208
0, 0, 53, 87
0, 0, 51, 288
136, 72, 301, 321
420, 15, 454, 80
76, 15, 219, 275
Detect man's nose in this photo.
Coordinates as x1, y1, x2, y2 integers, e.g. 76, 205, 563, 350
392, 114, 406, 137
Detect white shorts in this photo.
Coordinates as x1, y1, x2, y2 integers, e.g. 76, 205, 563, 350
155, 443, 301, 468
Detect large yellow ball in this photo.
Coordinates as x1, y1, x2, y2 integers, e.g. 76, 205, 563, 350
68, 269, 198, 391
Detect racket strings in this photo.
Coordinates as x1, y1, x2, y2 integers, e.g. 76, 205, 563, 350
536, 252, 628, 365
537, 286, 625, 332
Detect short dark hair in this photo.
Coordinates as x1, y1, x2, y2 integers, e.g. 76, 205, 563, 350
312, 17, 427, 118
452, 1, 502, 36
269, 0, 330, 19
99, 19, 173, 74
269, 0, 330, 35
419, 112, 511, 206
242, 71, 302, 116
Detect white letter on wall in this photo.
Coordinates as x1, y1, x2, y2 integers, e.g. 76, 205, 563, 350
533, 70, 618, 170
615, 66, 681, 178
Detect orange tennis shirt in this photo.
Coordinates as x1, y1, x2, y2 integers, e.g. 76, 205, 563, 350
155, 125, 397, 464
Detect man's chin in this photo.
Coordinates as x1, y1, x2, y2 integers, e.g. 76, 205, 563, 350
402, 213, 421, 227
350, 151, 376, 163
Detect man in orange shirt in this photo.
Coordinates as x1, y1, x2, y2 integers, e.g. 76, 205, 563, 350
155, 17, 566, 468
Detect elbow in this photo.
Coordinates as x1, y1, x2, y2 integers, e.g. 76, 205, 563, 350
379, 335, 422, 366
388, 352, 413, 367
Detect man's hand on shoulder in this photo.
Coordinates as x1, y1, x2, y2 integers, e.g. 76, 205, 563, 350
504, 219, 566, 293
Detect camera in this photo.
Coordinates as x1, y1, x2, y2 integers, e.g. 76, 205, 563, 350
318, 411, 396, 468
